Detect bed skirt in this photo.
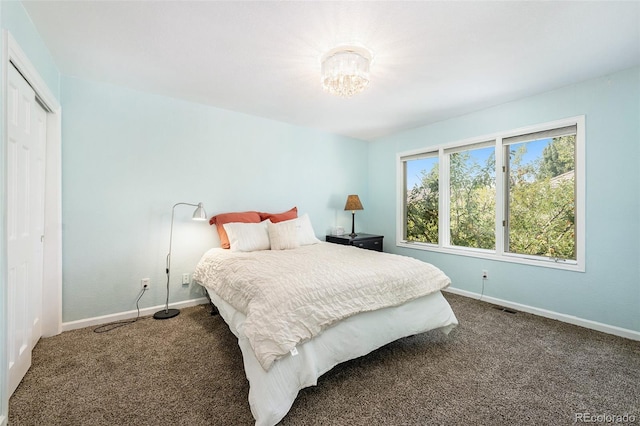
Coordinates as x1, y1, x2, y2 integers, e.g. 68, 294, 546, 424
207, 288, 458, 426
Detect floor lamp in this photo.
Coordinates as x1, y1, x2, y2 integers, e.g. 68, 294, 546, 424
154, 202, 207, 320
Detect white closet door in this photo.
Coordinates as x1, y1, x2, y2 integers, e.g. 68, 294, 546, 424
7, 63, 46, 396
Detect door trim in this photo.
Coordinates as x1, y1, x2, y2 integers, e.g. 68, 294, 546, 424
1, 30, 62, 425
2, 30, 62, 337
4, 31, 62, 337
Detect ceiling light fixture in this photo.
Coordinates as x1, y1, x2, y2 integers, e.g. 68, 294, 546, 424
321, 46, 372, 98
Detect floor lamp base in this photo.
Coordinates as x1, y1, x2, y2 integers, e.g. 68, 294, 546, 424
153, 308, 180, 320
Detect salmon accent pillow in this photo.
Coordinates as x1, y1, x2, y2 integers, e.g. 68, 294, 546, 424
259, 207, 298, 223
210, 211, 261, 249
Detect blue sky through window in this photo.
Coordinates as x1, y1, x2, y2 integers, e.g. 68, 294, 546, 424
512, 138, 549, 166
406, 138, 550, 190
406, 157, 437, 189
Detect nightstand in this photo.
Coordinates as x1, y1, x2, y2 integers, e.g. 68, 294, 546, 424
325, 233, 384, 252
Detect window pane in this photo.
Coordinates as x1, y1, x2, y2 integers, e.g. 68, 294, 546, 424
449, 146, 495, 249
405, 156, 438, 244
506, 134, 576, 260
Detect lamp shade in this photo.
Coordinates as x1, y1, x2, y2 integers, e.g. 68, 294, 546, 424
344, 195, 364, 212
192, 202, 207, 220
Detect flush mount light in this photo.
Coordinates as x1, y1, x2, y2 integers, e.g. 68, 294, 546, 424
321, 46, 372, 98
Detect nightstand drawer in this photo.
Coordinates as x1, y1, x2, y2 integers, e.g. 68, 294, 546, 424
325, 235, 350, 246
353, 238, 383, 251
325, 233, 384, 252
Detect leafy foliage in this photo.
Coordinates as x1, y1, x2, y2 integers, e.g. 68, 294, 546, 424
538, 136, 575, 179
405, 135, 576, 260
449, 150, 495, 250
508, 136, 576, 259
406, 166, 439, 243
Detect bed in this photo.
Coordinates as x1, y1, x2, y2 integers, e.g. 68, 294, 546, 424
193, 211, 458, 425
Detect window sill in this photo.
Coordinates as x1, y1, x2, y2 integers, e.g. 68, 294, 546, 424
396, 241, 585, 272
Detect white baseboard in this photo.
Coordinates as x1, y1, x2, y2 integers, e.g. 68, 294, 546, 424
61, 297, 210, 332
59, 289, 640, 341
443, 287, 640, 342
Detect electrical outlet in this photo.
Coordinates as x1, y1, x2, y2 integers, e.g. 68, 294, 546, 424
182, 273, 190, 285
482, 270, 489, 280
141, 278, 150, 289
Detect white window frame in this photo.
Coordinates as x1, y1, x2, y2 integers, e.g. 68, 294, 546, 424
396, 116, 585, 272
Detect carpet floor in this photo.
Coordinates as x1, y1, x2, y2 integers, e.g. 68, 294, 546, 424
9, 293, 640, 425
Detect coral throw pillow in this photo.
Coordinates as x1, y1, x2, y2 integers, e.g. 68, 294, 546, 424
259, 207, 297, 223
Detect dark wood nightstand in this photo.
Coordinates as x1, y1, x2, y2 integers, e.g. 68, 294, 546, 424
325, 233, 384, 252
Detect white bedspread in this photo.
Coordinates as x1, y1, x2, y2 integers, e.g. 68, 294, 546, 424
193, 242, 451, 371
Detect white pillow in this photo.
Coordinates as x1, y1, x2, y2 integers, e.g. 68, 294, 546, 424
223, 220, 270, 252
296, 213, 320, 246
268, 220, 300, 250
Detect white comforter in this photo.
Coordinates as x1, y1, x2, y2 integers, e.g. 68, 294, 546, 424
193, 242, 451, 371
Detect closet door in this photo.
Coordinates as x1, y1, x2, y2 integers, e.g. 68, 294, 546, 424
7, 63, 46, 396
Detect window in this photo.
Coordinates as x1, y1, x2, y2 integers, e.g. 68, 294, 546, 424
397, 117, 584, 271
403, 152, 438, 244
504, 126, 577, 261
447, 142, 495, 250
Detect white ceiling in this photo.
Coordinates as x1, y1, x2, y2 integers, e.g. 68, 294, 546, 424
22, 1, 640, 141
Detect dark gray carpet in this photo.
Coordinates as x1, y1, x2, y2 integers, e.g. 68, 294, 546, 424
9, 293, 640, 425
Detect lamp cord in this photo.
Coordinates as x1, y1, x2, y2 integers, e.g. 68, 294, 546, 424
93, 287, 147, 333
164, 256, 171, 313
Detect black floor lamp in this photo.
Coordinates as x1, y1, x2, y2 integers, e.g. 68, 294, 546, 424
154, 202, 207, 320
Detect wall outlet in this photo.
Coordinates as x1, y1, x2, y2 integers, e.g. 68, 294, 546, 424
482, 270, 489, 280
141, 278, 150, 289
182, 273, 190, 285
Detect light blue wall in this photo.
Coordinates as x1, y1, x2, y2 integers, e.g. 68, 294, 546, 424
60, 76, 369, 322
368, 67, 640, 332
